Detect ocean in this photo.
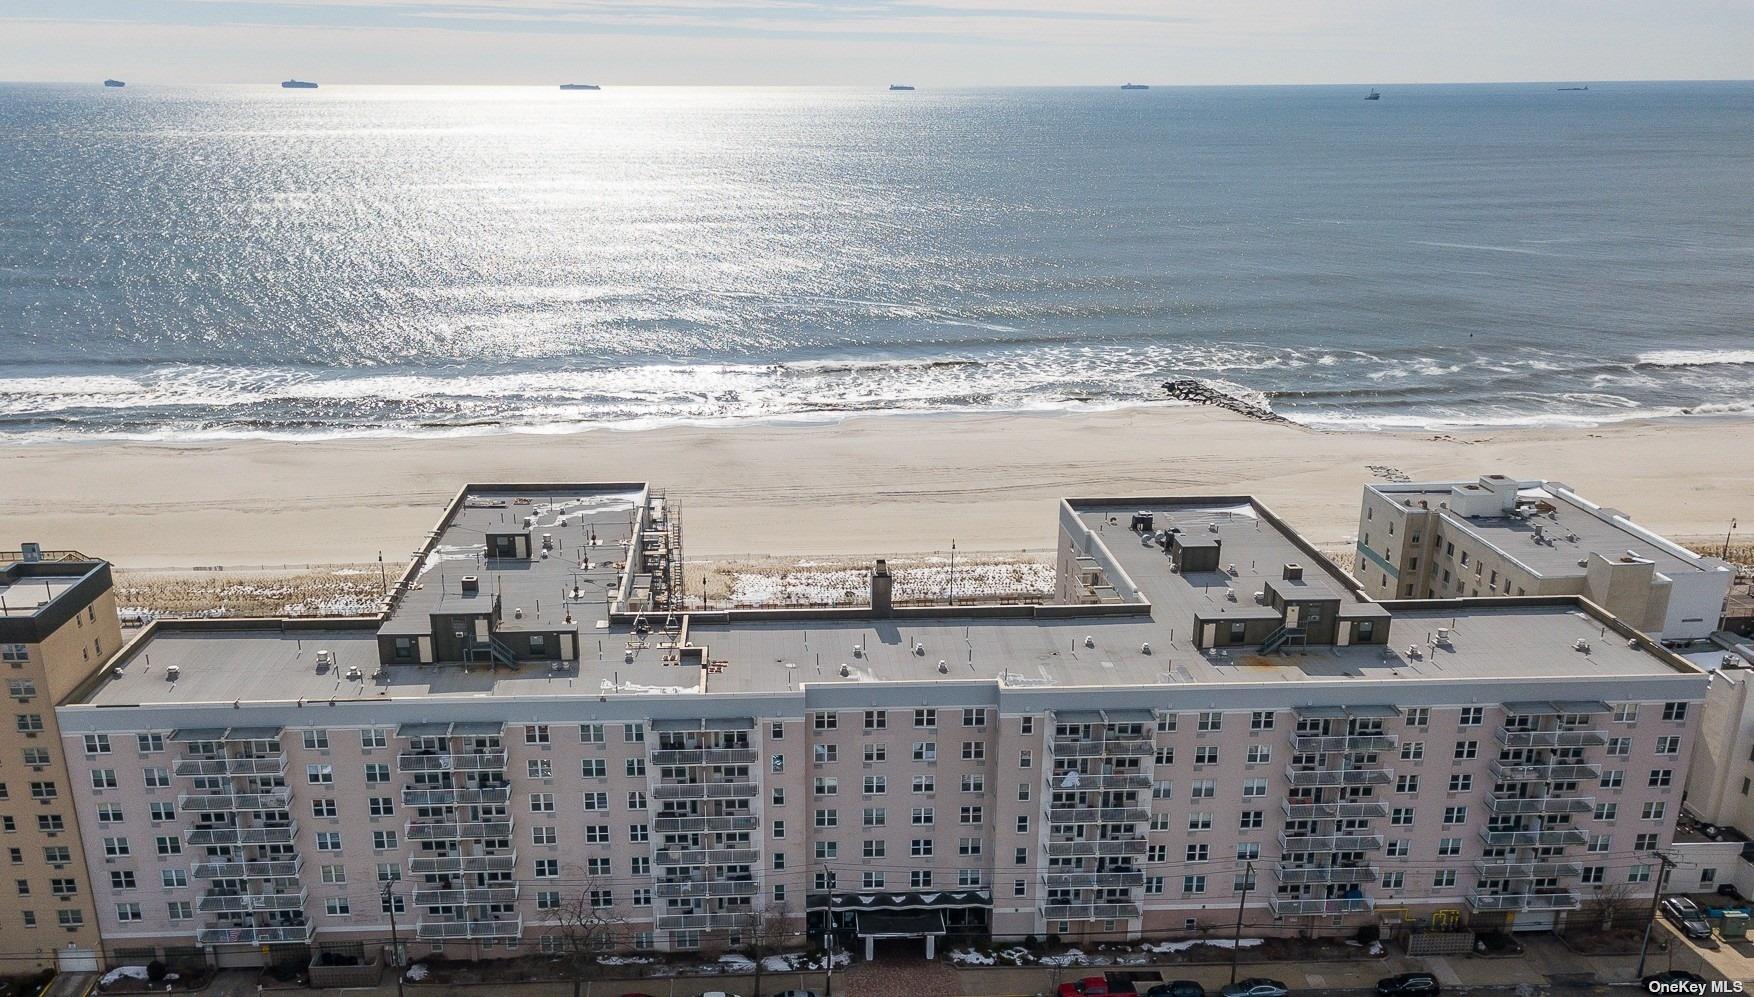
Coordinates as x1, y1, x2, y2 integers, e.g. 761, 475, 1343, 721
2, 81, 1752, 441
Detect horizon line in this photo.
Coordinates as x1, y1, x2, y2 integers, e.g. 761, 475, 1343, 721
7, 76, 1754, 88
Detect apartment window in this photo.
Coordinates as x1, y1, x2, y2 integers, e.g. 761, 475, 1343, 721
1612, 703, 1637, 724
863, 775, 887, 795
912, 775, 934, 793
813, 744, 837, 764
1181, 876, 1206, 896
1400, 741, 1424, 761
863, 808, 885, 827
1248, 710, 1275, 731
814, 777, 838, 797
1239, 810, 1263, 830
1607, 737, 1632, 757
102, 837, 129, 857
1441, 806, 1466, 824
961, 774, 984, 793
1437, 837, 1461, 857
0, 645, 26, 663
1641, 801, 1667, 821
910, 838, 934, 857
911, 807, 935, 826
1601, 769, 1625, 789
115, 902, 143, 923
584, 825, 610, 844
960, 805, 983, 824
364, 762, 390, 783
628, 791, 646, 810
815, 809, 839, 828
958, 836, 982, 856
583, 792, 608, 810
1649, 769, 1673, 788
1390, 808, 1414, 826
1153, 780, 1174, 800
812, 712, 837, 731
325, 897, 351, 917
529, 793, 555, 813
1589, 833, 1611, 854
531, 826, 556, 846
525, 724, 551, 745
1655, 736, 1680, 755
963, 707, 988, 728
1595, 803, 1618, 821
154, 835, 180, 856
162, 868, 187, 889
912, 742, 937, 762
577, 723, 604, 744
316, 832, 341, 851
623, 722, 644, 742
302, 730, 329, 750
372, 830, 398, 850
312, 799, 338, 819
1629, 865, 1652, 884
1433, 870, 1456, 888
1197, 711, 1222, 732
1245, 745, 1270, 765
1194, 746, 1219, 765
110, 870, 136, 891
1636, 832, 1659, 851
57, 911, 83, 929
1447, 773, 1472, 793
581, 759, 607, 778
1662, 702, 1688, 722
527, 759, 552, 779
82, 734, 111, 755
306, 763, 334, 785
143, 767, 170, 789
535, 859, 559, 878
360, 728, 388, 749
1386, 839, 1409, 857
15, 714, 44, 733
1453, 740, 1478, 760
1242, 778, 1267, 798
90, 769, 117, 790
1396, 774, 1419, 794
1191, 780, 1216, 799
1404, 708, 1429, 729
136, 733, 165, 753
961, 741, 986, 761
914, 709, 937, 729
1581, 866, 1604, 885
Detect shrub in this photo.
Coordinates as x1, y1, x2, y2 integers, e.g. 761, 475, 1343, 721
146, 962, 167, 984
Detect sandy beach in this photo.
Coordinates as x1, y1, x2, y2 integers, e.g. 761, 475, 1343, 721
5, 407, 1751, 570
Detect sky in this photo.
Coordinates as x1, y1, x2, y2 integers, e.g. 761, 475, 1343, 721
3, 0, 1753, 86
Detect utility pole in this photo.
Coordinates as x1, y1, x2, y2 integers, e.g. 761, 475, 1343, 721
1724, 519, 1738, 560
949, 540, 957, 606
384, 881, 404, 997
1230, 861, 1254, 984
1634, 850, 1677, 980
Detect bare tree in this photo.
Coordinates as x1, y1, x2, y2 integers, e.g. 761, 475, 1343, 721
738, 901, 793, 997
544, 887, 628, 970
1583, 883, 1641, 931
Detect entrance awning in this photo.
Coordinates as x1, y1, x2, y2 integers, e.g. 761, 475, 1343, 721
855, 910, 945, 939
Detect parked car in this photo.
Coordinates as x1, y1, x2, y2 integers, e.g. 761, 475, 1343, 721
1660, 896, 1715, 940
1059, 977, 1116, 997
1375, 973, 1441, 995
772, 991, 821, 997
694, 992, 744, 997
1219, 981, 1289, 997
1642, 971, 1707, 988
1145, 983, 1205, 997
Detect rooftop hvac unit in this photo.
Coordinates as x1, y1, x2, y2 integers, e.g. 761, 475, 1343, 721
165, 665, 180, 682
315, 650, 333, 671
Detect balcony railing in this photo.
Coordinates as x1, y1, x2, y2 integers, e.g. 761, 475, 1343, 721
1494, 729, 1606, 749
196, 923, 314, 945
1043, 839, 1147, 858
1045, 807, 1151, 825
654, 847, 760, 867
185, 824, 297, 846
408, 853, 516, 875
1484, 795, 1594, 816
174, 757, 287, 778
652, 815, 760, 834
192, 858, 302, 880
1273, 864, 1378, 885
1269, 897, 1374, 916
397, 752, 508, 773
401, 787, 511, 807
1473, 860, 1583, 879
1281, 802, 1388, 820
1467, 892, 1581, 912
415, 918, 522, 940
654, 880, 760, 899
1284, 765, 1394, 788
1290, 735, 1397, 753
651, 782, 758, 801
1048, 740, 1155, 759
405, 820, 515, 842
412, 885, 521, 907
177, 790, 293, 813
649, 748, 760, 766
1478, 828, 1589, 848
1488, 760, 1601, 782
655, 912, 754, 930
198, 889, 308, 914
1040, 871, 1146, 889
1040, 902, 1142, 920
1277, 831, 1385, 853
1046, 772, 1151, 790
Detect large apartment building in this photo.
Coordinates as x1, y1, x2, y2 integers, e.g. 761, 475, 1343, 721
42, 484, 1708, 969
1356, 474, 1734, 641
0, 552, 123, 971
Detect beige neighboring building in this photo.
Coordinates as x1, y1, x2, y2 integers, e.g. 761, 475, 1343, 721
0, 551, 122, 971
44, 485, 1709, 970
1356, 475, 1734, 642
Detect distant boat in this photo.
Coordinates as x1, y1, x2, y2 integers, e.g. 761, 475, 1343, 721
888, 84, 915, 91
1364, 89, 1381, 100
103, 79, 125, 88
1121, 83, 1149, 90
281, 79, 318, 89
559, 83, 601, 91
1557, 86, 1589, 91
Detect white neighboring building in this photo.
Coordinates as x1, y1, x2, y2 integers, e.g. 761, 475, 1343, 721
1357, 474, 1734, 642
1683, 649, 1754, 832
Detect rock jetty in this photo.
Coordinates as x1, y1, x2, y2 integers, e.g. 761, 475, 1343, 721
1161, 379, 1290, 424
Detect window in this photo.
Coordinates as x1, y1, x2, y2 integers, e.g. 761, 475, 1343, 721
1404, 707, 1429, 728
912, 775, 934, 793
528, 759, 552, 779
1641, 801, 1667, 821
1437, 837, 1461, 856
83, 734, 110, 754
1386, 839, 1409, 858
532, 826, 557, 846
360, 728, 388, 749
1595, 802, 1618, 821
1400, 741, 1424, 761
961, 774, 984, 793
579, 723, 604, 744
911, 807, 935, 826
306, 763, 334, 784
1390, 808, 1414, 826
1245, 745, 1270, 765
815, 809, 839, 828
529, 793, 555, 813
535, 859, 559, 878
364, 762, 390, 783
302, 730, 329, 750
1242, 778, 1267, 798
525, 724, 551, 745
583, 792, 608, 810
910, 838, 934, 857
1601, 769, 1625, 789
372, 830, 398, 849
1187, 812, 1213, 832
116, 902, 143, 922
1190, 779, 1215, 799
1635, 832, 1659, 851
1194, 746, 1218, 765
316, 832, 341, 851
1662, 702, 1688, 722
912, 742, 937, 762
963, 708, 988, 728
1433, 870, 1456, 888
1612, 703, 1637, 724
1238, 810, 1263, 830
0, 645, 27, 663
863, 775, 887, 795
1581, 866, 1604, 885
813, 744, 837, 764
154, 835, 180, 855
814, 777, 839, 797
110, 870, 136, 890
15, 714, 44, 733
1250, 710, 1275, 730
162, 868, 187, 889
584, 825, 610, 844
581, 759, 607, 778
95, 805, 121, 823
623, 722, 644, 742
960, 740, 985, 761
1197, 711, 1222, 732
136, 733, 165, 753
1181, 875, 1206, 896
312, 799, 338, 819
1396, 774, 1420, 794
914, 709, 937, 728
959, 805, 983, 824
812, 712, 837, 731
1655, 736, 1680, 755
1629, 864, 1652, 884
1607, 737, 1631, 757
1453, 740, 1477, 760
325, 898, 351, 917
1649, 769, 1673, 788
103, 837, 129, 857
862, 709, 888, 730
1447, 773, 1472, 793
143, 767, 170, 789
90, 770, 117, 790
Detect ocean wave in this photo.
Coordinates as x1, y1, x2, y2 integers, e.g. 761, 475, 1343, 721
1636, 349, 1754, 368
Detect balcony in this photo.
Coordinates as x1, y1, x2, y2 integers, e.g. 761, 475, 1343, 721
412, 885, 521, 906
1277, 831, 1385, 853
185, 823, 297, 846
406, 820, 514, 842
1284, 765, 1393, 788
1290, 735, 1397, 753
192, 858, 302, 880
1484, 795, 1594, 816
198, 889, 308, 914
196, 923, 314, 945
654, 880, 760, 899
1046, 772, 1151, 791
1045, 807, 1151, 825
415, 918, 522, 941
1269, 897, 1374, 916
1467, 892, 1581, 912
1473, 860, 1583, 879
649, 748, 760, 766
1040, 871, 1146, 889
651, 782, 758, 801
174, 756, 287, 778
654, 847, 760, 867
1040, 902, 1142, 920
1049, 739, 1155, 759
1281, 802, 1388, 820
402, 787, 512, 807
652, 814, 760, 834
409, 853, 516, 875
1478, 828, 1589, 848
1494, 729, 1606, 749
1273, 865, 1378, 885
397, 751, 508, 772
1043, 839, 1147, 858
1488, 760, 1601, 783
177, 790, 293, 813
655, 912, 754, 930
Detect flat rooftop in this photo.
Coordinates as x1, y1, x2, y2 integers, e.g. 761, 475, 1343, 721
0, 572, 83, 617
1374, 481, 1715, 579
380, 487, 644, 637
